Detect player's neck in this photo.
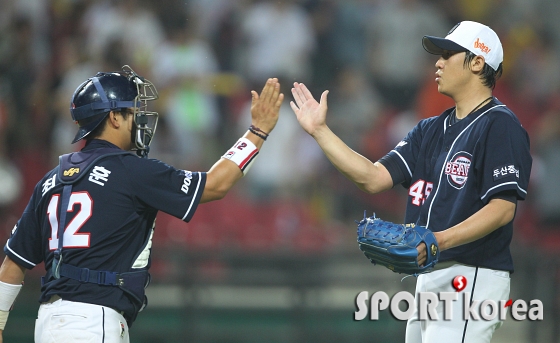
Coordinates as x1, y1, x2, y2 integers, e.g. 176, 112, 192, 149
96, 131, 131, 151
453, 88, 493, 120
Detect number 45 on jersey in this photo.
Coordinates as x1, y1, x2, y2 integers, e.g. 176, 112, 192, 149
409, 180, 434, 206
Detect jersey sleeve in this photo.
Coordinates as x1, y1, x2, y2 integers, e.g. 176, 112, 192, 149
377, 153, 406, 186
475, 112, 532, 203
4, 183, 44, 269
126, 157, 207, 222
382, 119, 428, 188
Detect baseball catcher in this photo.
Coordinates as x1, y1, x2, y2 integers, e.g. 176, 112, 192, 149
356, 213, 439, 275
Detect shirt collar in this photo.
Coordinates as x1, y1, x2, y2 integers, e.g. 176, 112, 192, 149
82, 139, 122, 151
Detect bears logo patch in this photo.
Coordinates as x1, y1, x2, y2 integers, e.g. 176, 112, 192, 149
445, 152, 472, 189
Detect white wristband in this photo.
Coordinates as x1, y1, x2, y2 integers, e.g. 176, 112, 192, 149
222, 138, 259, 175
0, 310, 8, 330
0, 281, 22, 311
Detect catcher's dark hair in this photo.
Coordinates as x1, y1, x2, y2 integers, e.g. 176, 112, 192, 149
87, 109, 130, 141
463, 51, 502, 89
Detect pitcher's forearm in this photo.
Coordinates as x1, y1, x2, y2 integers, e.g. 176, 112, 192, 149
436, 198, 516, 251
312, 126, 393, 194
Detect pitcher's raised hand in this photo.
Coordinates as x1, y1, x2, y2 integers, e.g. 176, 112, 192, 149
290, 82, 329, 137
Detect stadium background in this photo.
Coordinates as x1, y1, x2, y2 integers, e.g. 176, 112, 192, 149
0, 0, 559, 342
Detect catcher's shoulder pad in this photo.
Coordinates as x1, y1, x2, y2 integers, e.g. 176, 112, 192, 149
58, 148, 134, 185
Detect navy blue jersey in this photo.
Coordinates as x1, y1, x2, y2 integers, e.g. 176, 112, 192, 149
380, 98, 532, 272
4, 140, 206, 321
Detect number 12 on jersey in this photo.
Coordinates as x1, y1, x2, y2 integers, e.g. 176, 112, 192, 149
409, 180, 434, 206
47, 191, 92, 250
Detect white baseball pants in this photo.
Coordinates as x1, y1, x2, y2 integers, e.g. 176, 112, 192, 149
34, 297, 130, 343
405, 263, 510, 343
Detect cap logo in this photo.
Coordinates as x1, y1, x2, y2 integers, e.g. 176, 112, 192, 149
474, 38, 491, 54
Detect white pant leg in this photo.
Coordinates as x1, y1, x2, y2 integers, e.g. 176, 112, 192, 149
405, 274, 424, 343
406, 264, 510, 343
460, 267, 510, 343
34, 298, 130, 343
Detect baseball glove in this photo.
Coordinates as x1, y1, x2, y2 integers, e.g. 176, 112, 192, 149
356, 213, 439, 275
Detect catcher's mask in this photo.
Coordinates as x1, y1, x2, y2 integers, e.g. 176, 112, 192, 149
70, 65, 159, 158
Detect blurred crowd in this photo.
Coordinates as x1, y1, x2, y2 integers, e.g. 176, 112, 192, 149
1, 0, 560, 254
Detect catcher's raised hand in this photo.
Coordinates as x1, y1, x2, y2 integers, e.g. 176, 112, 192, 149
290, 82, 329, 137
250, 78, 284, 134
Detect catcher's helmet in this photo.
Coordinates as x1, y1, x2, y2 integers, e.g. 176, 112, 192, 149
70, 65, 159, 157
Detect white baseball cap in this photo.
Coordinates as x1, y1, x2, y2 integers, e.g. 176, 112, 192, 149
422, 21, 503, 71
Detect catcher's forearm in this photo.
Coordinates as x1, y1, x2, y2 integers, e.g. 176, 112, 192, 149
201, 131, 263, 203
437, 198, 516, 251
0, 257, 25, 285
0, 257, 26, 331
312, 127, 393, 194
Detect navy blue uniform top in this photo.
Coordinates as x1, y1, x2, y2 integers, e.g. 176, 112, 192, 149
379, 98, 532, 272
4, 140, 206, 320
